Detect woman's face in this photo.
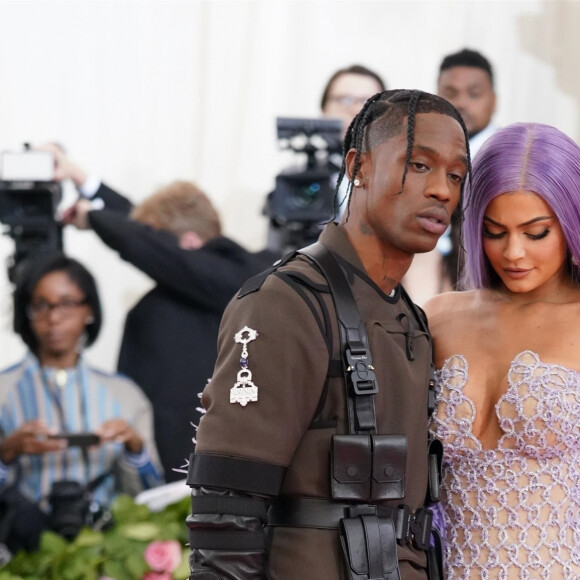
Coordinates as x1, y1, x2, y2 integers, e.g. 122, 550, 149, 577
322, 73, 383, 136
29, 271, 93, 361
482, 190, 569, 294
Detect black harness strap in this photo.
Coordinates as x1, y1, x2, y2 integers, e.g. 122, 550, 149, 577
187, 529, 265, 551
191, 496, 268, 522
187, 453, 286, 497
299, 242, 378, 435
237, 250, 297, 298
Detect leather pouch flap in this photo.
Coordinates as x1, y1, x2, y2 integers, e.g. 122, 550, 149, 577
332, 434, 372, 484
370, 434, 406, 501
372, 434, 406, 484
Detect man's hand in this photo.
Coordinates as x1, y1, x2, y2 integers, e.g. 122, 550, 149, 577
61, 199, 93, 230
0, 420, 67, 464
33, 143, 88, 186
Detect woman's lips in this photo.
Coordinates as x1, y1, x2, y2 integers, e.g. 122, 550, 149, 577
503, 268, 532, 279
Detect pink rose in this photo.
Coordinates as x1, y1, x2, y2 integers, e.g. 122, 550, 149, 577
144, 540, 182, 573
142, 573, 171, 580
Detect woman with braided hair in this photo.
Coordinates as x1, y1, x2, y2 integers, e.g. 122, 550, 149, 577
426, 122, 580, 578
186, 89, 469, 580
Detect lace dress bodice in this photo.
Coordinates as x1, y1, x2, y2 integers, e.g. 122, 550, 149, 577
430, 350, 580, 579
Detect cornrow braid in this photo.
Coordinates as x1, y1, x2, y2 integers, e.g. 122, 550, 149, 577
335, 88, 472, 222
335, 92, 383, 220
400, 90, 421, 191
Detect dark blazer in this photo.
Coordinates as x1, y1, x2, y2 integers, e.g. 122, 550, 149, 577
88, 184, 277, 480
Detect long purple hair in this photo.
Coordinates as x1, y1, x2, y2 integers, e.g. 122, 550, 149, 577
462, 122, 580, 288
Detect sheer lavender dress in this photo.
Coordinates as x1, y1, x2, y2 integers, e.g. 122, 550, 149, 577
430, 350, 580, 579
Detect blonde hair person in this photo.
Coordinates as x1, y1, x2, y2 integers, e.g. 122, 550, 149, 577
131, 180, 221, 247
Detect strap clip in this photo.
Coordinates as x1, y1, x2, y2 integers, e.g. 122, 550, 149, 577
410, 507, 432, 551
345, 347, 378, 396
395, 506, 433, 550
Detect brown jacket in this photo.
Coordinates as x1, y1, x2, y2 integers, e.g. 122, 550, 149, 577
194, 223, 432, 579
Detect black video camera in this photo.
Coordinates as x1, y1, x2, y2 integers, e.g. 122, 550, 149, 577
0, 145, 63, 283
48, 480, 93, 540
265, 117, 343, 253
49, 477, 112, 541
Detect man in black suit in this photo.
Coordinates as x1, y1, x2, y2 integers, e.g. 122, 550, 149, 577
52, 148, 277, 481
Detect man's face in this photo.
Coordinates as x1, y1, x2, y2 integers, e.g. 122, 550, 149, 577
437, 66, 495, 137
349, 112, 467, 256
323, 73, 383, 135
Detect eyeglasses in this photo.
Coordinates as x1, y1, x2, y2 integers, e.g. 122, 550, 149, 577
326, 94, 370, 107
27, 299, 88, 320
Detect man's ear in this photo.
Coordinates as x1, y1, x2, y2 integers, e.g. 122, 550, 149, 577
179, 231, 204, 250
345, 148, 368, 186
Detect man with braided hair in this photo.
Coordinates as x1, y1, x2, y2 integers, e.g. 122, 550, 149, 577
186, 89, 470, 580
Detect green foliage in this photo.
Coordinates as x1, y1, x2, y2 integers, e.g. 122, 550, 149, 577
0, 495, 191, 580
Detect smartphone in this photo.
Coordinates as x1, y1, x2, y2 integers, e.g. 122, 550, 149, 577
48, 432, 101, 447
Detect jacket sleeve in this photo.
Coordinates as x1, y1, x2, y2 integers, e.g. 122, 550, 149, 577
185, 269, 330, 578
92, 182, 134, 214
87, 209, 244, 311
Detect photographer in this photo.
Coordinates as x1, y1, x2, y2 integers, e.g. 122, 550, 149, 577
47, 145, 278, 481
0, 253, 162, 554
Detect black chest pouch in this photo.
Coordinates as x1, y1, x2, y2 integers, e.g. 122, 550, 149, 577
331, 433, 406, 502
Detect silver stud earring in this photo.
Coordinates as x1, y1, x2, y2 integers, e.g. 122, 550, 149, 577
353, 178, 361, 187
572, 256, 579, 266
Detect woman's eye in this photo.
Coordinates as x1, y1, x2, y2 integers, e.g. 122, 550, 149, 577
449, 173, 464, 184
482, 227, 505, 239
411, 162, 428, 171
527, 228, 550, 240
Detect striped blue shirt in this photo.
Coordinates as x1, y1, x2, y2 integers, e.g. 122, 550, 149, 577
0, 354, 163, 507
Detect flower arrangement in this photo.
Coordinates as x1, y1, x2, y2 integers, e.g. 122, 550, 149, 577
0, 495, 191, 580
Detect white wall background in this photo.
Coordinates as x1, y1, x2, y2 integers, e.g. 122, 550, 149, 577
0, 0, 577, 371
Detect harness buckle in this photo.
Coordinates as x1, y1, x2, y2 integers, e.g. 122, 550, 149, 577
395, 505, 433, 550
410, 507, 433, 551
345, 347, 379, 396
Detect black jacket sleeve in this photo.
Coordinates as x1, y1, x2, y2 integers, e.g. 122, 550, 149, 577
92, 182, 133, 214
87, 209, 254, 311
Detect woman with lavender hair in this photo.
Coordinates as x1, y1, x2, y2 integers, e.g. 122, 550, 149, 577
424, 122, 580, 578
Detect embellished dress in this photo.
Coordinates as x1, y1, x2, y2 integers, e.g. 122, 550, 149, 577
430, 350, 580, 579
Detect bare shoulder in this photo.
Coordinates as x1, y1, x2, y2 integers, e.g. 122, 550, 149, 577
423, 290, 479, 319
423, 289, 487, 343
423, 290, 491, 366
